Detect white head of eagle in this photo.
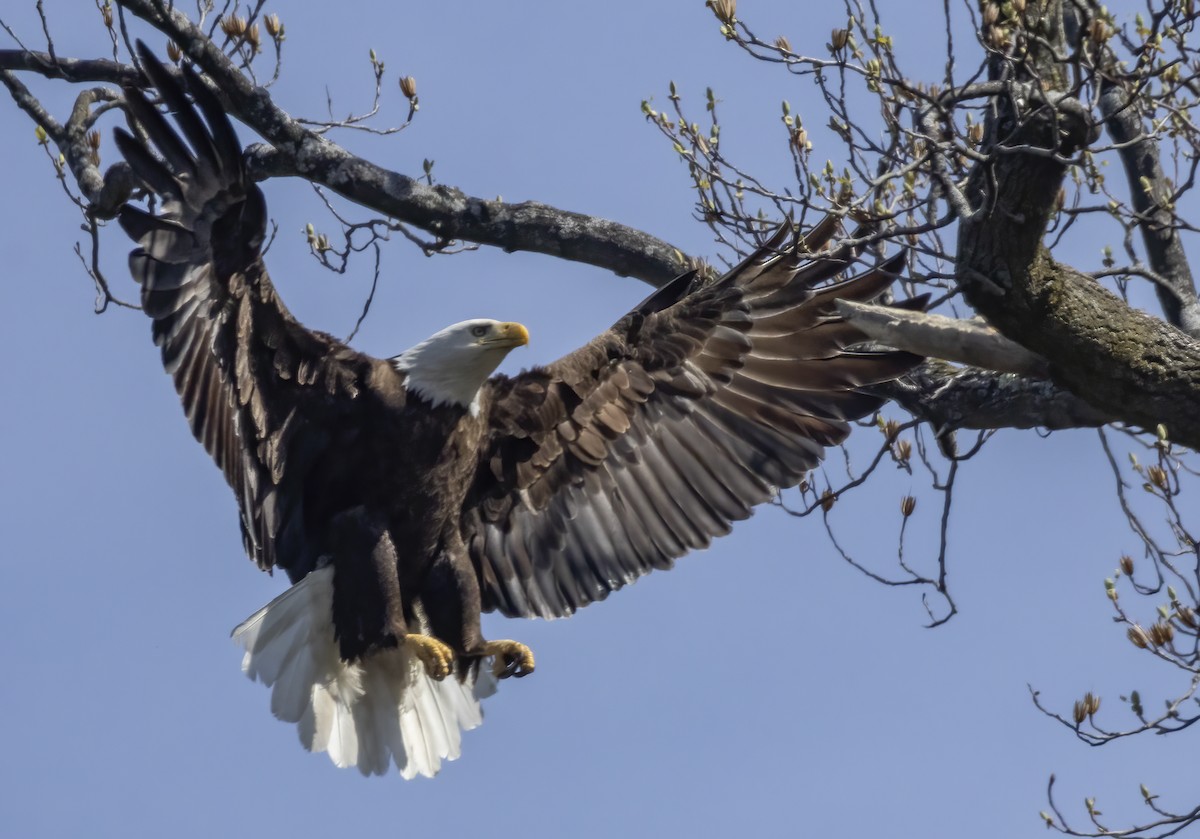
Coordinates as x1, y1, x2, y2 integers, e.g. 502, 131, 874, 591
392, 318, 530, 414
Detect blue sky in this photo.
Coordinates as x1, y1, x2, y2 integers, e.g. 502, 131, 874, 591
1, 2, 1193, 837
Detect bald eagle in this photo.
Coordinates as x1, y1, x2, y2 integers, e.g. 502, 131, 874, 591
114, 45, 920, 778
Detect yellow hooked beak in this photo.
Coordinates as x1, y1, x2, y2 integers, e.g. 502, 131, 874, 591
489, 321, 529, 349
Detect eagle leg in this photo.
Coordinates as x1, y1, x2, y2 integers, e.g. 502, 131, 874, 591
405, 633, 455, 681
480, 639, 536, 679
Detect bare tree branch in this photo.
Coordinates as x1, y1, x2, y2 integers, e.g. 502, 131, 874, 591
877, 363, 1113, 433
0, 49, 139, 85
104, 0, 695, 286
0, 40, 690, 284
836, 298, 1050, 375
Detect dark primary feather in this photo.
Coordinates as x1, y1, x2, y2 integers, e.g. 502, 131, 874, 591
463, 223, 921, 619
118, 43, 382, 583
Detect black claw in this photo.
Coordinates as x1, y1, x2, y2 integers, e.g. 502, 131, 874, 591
494, 652, 532, 679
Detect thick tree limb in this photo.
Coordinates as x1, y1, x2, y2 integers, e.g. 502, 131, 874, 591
842, 292, 1116, 432
961, 243, 1200, 447
878, 363, 1113, 433
955, 0, 1200, 449
835, 299, 1050, 376
244, 145, 689, 284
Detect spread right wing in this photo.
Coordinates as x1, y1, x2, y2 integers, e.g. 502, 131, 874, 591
116, 44, 387, 582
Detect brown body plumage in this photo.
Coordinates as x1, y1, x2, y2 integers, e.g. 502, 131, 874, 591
116, 43, 920, 777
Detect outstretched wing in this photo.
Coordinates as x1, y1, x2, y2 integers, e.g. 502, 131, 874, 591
116, 44, 380, 582
463, 219, 920, 619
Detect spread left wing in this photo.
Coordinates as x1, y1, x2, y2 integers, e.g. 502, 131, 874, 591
463, 221, 920, 619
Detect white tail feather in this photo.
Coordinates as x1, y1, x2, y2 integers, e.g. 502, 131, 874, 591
231, 566, 498, 778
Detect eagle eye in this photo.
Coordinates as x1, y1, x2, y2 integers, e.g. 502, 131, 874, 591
471, 325, 488, 338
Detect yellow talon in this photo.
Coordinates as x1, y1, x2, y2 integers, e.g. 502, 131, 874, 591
481, 639, 535, 679
405, 633, 454, 681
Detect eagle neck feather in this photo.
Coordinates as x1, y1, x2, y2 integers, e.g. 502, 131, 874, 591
392, 353, 488, 416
